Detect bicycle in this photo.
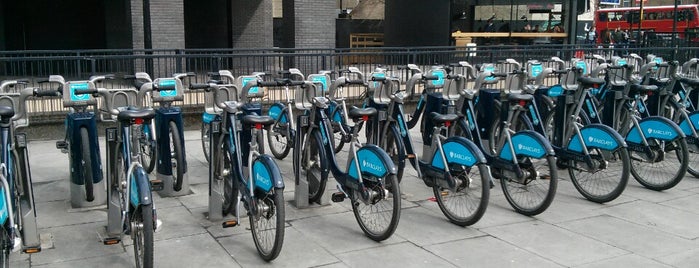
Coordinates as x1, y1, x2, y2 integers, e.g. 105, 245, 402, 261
0, 80, 45, 264
192, 79, 285, 261
48, 75, 108, 208
136, 73, 191, 195
290, 76, 401, 241
593, 55, 689, 191
365, 69, 491, 226
449, 63, 558, 216
266, 69, 305, 159
201, 70, 235, 163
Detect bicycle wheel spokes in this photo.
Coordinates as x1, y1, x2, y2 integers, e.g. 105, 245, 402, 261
434, 164, 489, 226
268, 121, 291, 159
501, 155, 557, 216
352, 175, 400, 241
569, 148, 630, 203
250, 190, 285, 261
630, 138, 688, 191
687, 142, 699, 177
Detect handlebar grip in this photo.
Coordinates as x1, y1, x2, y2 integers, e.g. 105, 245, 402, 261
422, 75, 439, 81
189, 83, 211, 90
370, 76, 386, 81
607, 66, 625, 70
258, 81, 280, 87
104, 74, 116, 80
33, 89, 61, 97
288, 81, 306, 86
207, 72, 220, 77
491, 73, 508, 78
553, 70, 568, 75
123, 75, 136, 80
74, 88, 97, 95
347, 79, 365, 85
338, 69, 351, 74
36, 78, 50, 83
278, 70, 291, 75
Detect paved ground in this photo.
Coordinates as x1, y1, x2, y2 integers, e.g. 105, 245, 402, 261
9, 125, 699, 267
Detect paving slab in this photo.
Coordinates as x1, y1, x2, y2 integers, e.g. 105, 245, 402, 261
335, 242, 455, 268
482, 221, 628, 267
35, 200, 106, 229
557, 215, 697, 258
219, 227, 339, 268
424, 235, 562, 268
655, 248, 699, 268
33, 253, 135, 268
600, 200, 699, 240
151, 205, 208, 242
575, 254, 673, 268
393, 206, 484, 247
133, 233, 241, 268
30, 221, 125, 266
658, 193, 699, 214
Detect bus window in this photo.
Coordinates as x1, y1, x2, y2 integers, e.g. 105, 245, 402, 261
599, 12, 608, 22
647, 12, 657, 20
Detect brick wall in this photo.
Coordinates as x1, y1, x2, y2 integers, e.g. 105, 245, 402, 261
149, 0, 185, 49
294, 0, 335, 48
131, 0, 145, 49
231, 0, 274, 49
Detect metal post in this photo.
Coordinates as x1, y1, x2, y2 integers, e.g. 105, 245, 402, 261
672, 0, 679, 60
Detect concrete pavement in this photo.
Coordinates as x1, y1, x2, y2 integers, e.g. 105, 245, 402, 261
10, 126, 699, 267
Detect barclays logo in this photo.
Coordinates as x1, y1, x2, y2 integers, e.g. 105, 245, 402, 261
647, 128, 672, 137
362, 160, 383, 173
518, 143, 542, 154
449, 151, 473, 163
588, 136, 614, 147
256, 172, 271, 187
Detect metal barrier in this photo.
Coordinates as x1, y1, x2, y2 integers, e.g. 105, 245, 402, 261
2, 45, 698, 116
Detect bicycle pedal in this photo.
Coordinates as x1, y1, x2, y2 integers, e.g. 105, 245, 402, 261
103, 237, 121, 245
150, 180, 164, 191
55, 141, 68, 152
222, 220, 238, 228
331, 192, 346, 202
22, 246, 41, 254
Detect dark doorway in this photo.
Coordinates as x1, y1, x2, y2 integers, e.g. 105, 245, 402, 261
184, 0, 232, 48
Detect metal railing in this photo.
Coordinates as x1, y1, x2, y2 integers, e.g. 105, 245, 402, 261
2, 45, 698, 117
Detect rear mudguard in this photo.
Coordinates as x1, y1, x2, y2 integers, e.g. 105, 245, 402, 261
679, 110, 699, 136
626, 116, 685, 143
499, 130, 555, 161
202, 112, 217, 124
268, 102, 288, 124
130, 166, 152, 207
568, 123, 627, 153
252, 154, 284, 192
0, 188, 7, 224
66, 112, 103, 185
347, 144, 398, 180
431, 137, 487, 169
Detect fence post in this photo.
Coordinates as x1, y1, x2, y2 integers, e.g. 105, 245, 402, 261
176, 49, 183, 73
90, 57, 97, 77
76, 51, 82, 78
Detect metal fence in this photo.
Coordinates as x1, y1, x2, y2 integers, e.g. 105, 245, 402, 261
2, 45, 698, 116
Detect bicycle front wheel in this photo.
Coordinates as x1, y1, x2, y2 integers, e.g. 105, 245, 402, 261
569, 148, 630, 203
630, 137, 688, 191
215, 139, 236, 215
201, 121, 210, 163
169, 121, 185, 192
383, 125, 405, 183
0, 227, 9, 268
140, 125, 156, 173
250, 188, 285, 262
433, 163, 490, 226
133, 204, 154, 268
352, 174, 401, 241
303, 131, 327, 203
80, 127, 95, 202
501, 155, 557, 216
268, 116, 292, 160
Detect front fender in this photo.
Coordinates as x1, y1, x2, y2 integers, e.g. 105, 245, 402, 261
131, 167, 152, 207
253, 154, 284, 192
347, 144, 398, 180
626, 116, 685, 143
568, 123, 627, 153
499, 130, 555, 161
432, 137, 487, 169
679, 110, 699, 136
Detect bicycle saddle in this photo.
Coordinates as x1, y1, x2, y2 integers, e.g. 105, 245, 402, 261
679, 77, 699, 87
578, 77, 605, 88
117, 107, 155, 122
507, 93, 534, 102
0, 106, 15, 118
348, 107, 377, 119
242, 115, 275, 127
629, 84, 659, 93
429, 112, 458, 124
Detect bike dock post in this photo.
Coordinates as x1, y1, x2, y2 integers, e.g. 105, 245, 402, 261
208, 121, 223, 221
155, 117, 191, 198
105, 127, 121, 236
293, 178, 331, 208
15, 133, 41, 250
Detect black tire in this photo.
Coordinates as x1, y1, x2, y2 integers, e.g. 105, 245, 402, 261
331, 107, 346, 154
0, 227, 9, 268
201, 121, 211, 163
268, 113, 292, 160
250, 188, 285, 261
383, 125, 405, 183
629, 137, 688, 191
501, 155, 558, 216
662, 101, 699, 178
434, 163, 490, 226
217, 138, 236, 216
303, 130, 327, 203
169, 121, 185, 192
489, 102, 533, 155
80, 127, 95, 202
140, 125, 156, 173
133, 203, 154, 268
569, 147, 630, 203
352, 174, 400, 241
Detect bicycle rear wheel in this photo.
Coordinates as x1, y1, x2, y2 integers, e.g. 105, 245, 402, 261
330, 107, 346, 154
0, 227, 9, 268
489, 103, 532, 154
303, 131, 327, 203
569, 148, 630, 203
501, 155, 557, 216
352, 174, 400, 241
383, 125, 405, 183
433, 163, 490, 226
250, 188, 285, 262
268, 115, 292, 160
216, 139, 236, 215
201, 121, 210, 163
629, 137, 688, 191
133, 204, 154, 268
169, 121, 185, 192
80, 127, 95, 202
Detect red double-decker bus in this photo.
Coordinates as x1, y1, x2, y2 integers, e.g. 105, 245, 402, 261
594, 4, 699, 44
